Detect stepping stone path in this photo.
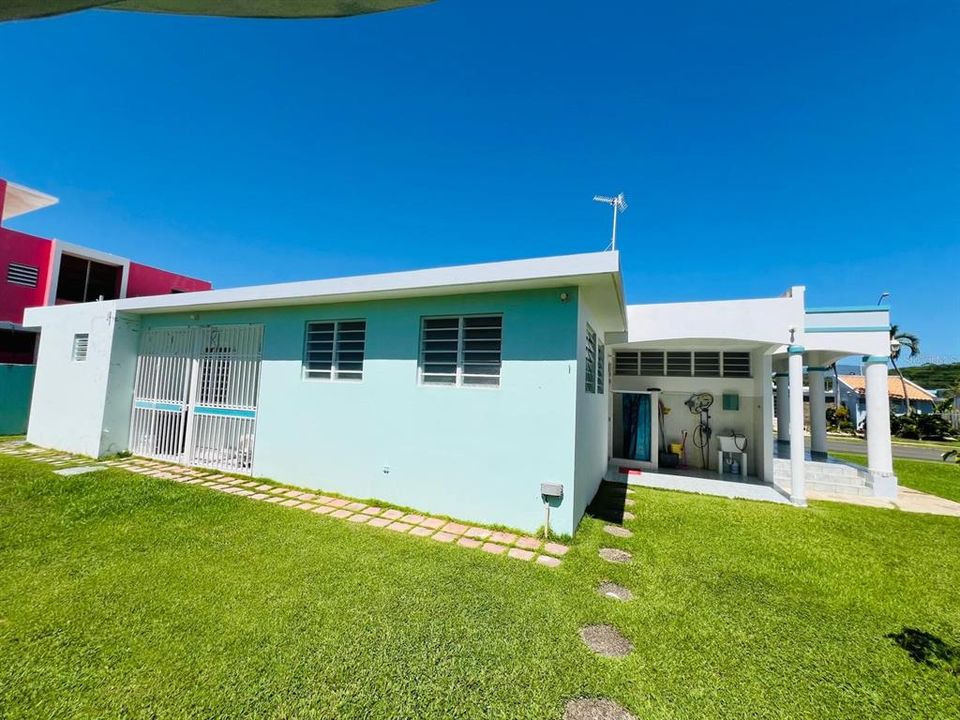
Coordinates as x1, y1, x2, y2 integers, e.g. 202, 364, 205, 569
579, 624, 634, 657
0, 441, 566, 569
597, 582, 633, 601
602, 524, 633, 538
564, 698, 637, 720
599, 548, 632, 564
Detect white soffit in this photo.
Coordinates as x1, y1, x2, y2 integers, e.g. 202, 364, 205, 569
2, 181, 58, 220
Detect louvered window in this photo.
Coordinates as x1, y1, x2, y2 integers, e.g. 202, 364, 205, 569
640, 351, 665, 376
420, 315, 502, 387
694, 351, 721, 377
722, 351, 751, 378
597, 343, 606, 393
614, 351, 638, 376
303, 320, 366, 381
72, 333, 89, 362
7, 262, 39, 288
666, 351, 692, 376
585, 325, 597, 393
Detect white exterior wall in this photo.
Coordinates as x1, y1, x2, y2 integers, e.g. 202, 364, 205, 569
26, 301, 124, 457
571, 293, 615, 530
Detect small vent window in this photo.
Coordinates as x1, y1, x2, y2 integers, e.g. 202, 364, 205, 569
694, 351, 721, 377
303, 320, 366, 381
640, 351, 665, 376
614, 351, 638, 376
72, 333, 89, 362
7, 262, 39, 288
722, 351, 751, 378
666, 351, 692, 376
585, 325, 597, 393
420, 315, 502, 387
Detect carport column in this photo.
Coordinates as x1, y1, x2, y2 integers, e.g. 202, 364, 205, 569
864, 356, 898, 499
775, 373, 790, 442
807, 367, 828, 457
787, 346, 806, 506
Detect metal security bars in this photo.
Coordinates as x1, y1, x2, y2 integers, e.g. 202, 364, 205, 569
420, 315, 502, 387
303, 320, 366, 381
129, 325, 264, 474
7, 262, 39, 287
615, 350, 752, 378
585, 325, 597, 393
72, 333, 89, 362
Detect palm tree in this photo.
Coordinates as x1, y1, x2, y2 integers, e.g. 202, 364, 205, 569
889, 325, 920, 414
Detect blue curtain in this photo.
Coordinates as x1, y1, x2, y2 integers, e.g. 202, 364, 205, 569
622, 393, 652, 462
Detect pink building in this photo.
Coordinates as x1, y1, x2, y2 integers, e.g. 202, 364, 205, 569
0, 178, 211, 364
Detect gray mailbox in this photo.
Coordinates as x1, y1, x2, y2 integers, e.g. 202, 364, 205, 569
540, 482, 563, 499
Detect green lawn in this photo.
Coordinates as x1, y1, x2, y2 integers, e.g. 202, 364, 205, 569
835, 452, 960, 504
2, 455, 960, 719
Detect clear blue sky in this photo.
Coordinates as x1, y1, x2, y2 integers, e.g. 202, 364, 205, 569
1, 1, 957, 358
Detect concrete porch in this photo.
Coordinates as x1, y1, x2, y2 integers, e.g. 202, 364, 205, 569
605, 462, 791, 505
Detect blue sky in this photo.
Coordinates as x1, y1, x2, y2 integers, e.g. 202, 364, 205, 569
1, 1, 957, 358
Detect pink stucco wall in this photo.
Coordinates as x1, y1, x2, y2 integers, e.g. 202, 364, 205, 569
0, 227, 53, 325
126, 262, 211, 297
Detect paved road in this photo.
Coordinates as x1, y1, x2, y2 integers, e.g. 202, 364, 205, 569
811, 437, 948, 462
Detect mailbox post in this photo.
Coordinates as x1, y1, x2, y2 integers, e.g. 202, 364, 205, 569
540, 482, 563, 539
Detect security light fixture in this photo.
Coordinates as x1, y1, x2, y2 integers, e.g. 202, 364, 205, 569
593, 193, 627, 251
877, 291, 890, 305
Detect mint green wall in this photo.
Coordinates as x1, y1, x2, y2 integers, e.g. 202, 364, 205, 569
0, 364, 36, 435
139, 287, 582, 533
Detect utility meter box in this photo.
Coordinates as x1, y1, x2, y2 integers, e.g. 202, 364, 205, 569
540, 482, 563, 499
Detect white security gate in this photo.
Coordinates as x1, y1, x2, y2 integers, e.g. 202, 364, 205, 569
129, 325, 264, 474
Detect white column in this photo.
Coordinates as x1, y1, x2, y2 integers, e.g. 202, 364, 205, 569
761, 354, 774, 483
808, 367, 828, 457
788, 347, 806, 505
775, 373, 790, 442
864, 356, 897, 498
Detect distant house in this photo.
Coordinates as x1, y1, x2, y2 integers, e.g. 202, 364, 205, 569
0, 179, 211, 434
836, 374, 937, 427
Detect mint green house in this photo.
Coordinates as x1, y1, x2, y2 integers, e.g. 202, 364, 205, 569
23, 253, 625, 535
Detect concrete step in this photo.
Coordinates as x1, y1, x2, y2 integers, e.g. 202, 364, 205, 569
807, 479, 875, 497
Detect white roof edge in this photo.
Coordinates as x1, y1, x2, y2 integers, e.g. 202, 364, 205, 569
2, 180, 59, 221
105, 250, 622, 313
626, 292, 795, 311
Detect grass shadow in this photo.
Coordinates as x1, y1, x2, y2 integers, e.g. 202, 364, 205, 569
886, 627, 960, 675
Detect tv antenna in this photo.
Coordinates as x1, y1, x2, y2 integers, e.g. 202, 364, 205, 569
593, 192, 627, 250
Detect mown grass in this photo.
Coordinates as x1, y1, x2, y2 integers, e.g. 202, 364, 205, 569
1, 455, 959, 719
835, 452, 960, 504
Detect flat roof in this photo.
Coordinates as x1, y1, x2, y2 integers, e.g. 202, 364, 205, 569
111, 250, 625, 320
1, 180, 58, 221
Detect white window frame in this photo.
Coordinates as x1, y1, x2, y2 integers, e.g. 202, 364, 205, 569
302, 319, 366, 382
419, 314, 503, 389
72, 333, 89, 362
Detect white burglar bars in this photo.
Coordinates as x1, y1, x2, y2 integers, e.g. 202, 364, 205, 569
129, 325, 264, 474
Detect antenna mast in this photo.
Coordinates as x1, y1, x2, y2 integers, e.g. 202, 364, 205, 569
593, 192, 627, 250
